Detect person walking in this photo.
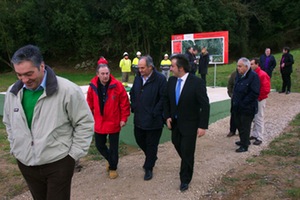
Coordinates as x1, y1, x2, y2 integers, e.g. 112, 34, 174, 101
249, 58, 271, 145
87, 59, 130, 179
130, 55, 167, 181
279, 47, 294, 94
160, 53, 172, 80
3, 45, 94, 200
232, 57, 260, 153
119, 52, 132, 86
163, 54, 210, 192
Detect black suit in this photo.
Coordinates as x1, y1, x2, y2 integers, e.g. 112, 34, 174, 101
164, 73, 210, 184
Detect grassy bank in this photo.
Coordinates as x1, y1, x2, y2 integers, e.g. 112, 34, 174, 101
205, 113, 300, 200
0, 49, 299, 92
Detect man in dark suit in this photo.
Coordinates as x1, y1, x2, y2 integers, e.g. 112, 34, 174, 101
163, 54, 210, 192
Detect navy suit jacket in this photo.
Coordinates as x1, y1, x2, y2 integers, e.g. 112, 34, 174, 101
164, 73, 210, 135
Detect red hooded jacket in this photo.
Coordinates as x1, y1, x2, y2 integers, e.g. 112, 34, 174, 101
87, 75, 130, 134
254, 67, 271, 101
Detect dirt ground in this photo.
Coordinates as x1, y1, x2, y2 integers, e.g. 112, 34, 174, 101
11, 92, 300, 200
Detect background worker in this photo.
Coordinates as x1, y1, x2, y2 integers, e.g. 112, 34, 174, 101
119, 52, 131, 86
132, 51, 142, 76
160, 53, 172, 80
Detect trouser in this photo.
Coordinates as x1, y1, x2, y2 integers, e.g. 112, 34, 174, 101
161, 70, 170, 80
200, 74, 207, 85
94, 132, 119, 170
122, 72, 129, 83
134, 126, 162, 170
251, 99, 266, 141
229, 100, 237, 133
233, 112, 254, 149
17, 155, 75, 200
281, 72, 291, 92
230, 112, 237, 133
132, 67, 139, 76
171, 121, 197, 184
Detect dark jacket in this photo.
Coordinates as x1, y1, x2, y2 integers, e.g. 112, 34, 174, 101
280, 52, 294, 74
232, 69, 260, 115
163, 74, 210, 135
130, 69, 167, 130
259, 54, 276, 75
184, 51, 197, 73
198, 52, 210, 75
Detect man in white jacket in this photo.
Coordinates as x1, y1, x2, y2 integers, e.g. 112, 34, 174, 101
3, 45, 94, 200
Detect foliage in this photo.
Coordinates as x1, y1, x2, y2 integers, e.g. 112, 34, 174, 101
1, 0, 300, 70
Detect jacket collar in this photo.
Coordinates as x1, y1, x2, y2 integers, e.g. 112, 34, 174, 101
10, 65, 58, 96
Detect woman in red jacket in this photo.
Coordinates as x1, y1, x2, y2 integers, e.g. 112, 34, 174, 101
87, 58, 130, 179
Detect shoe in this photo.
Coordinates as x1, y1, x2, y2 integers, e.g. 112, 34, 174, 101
227, 132, 236, 137
286, 91, 290, 95
235, 141, 250, 146
236, 146, 248, 153
180, 183, 189, 192
144, 169, 153, 180
106, 161, 110, 172
279, 91, 285, 94
253, 139, 262, 145
109, 170, 118, 179
249, 136, 257, 140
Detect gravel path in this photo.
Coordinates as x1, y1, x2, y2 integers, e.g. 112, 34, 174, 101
13, 92, 300, 200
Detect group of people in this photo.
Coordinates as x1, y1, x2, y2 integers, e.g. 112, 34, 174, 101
3, 45, 210, 199
227, 47, 294, 153
3, 44, 294, 199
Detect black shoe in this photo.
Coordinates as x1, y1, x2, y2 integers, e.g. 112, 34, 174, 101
279, 91, 285, 94
249, 136, 257, 140
286, 91, 290, 95
144, 169, 153, 180
235, 141, 250, 146
253, 139, 262, 145
227, 132, 236, 137
180, 183, 189, 192
236, 146, 248, 153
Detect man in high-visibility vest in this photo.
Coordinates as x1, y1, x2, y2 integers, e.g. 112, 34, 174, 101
132, 51, 142, 76
119, 52, 132, 86
160, 54, 172, 80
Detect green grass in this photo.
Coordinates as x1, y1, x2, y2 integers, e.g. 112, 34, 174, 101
1, 49, 299, 92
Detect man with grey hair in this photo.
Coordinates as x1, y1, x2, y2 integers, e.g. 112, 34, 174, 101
3, 45, 94, 199
130, 55, 167, 181
231, 57, 260, 152
87, 59, 130, 179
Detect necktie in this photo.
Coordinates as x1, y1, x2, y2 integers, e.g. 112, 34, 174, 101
176, 78, 182, 105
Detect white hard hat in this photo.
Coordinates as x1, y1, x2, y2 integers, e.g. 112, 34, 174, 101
123, 52, 128, 56
164, 54, 168, 57
136, 51, 141, 56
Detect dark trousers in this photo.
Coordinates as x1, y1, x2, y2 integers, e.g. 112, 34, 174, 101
233, 112, 254, 149
17, 155, 75, 200
200, 74, 207, 85
171, 123, 197, 184
230, 112, 237, 133
94, 132, 119, 170
134, 126, 162, 170
230, 100, 237, 133
281, 72, 291, 92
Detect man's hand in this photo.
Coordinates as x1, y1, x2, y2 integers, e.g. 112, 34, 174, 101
166, 118, 172, 130
120, 121, 126, 127
197, 128, 206, 137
